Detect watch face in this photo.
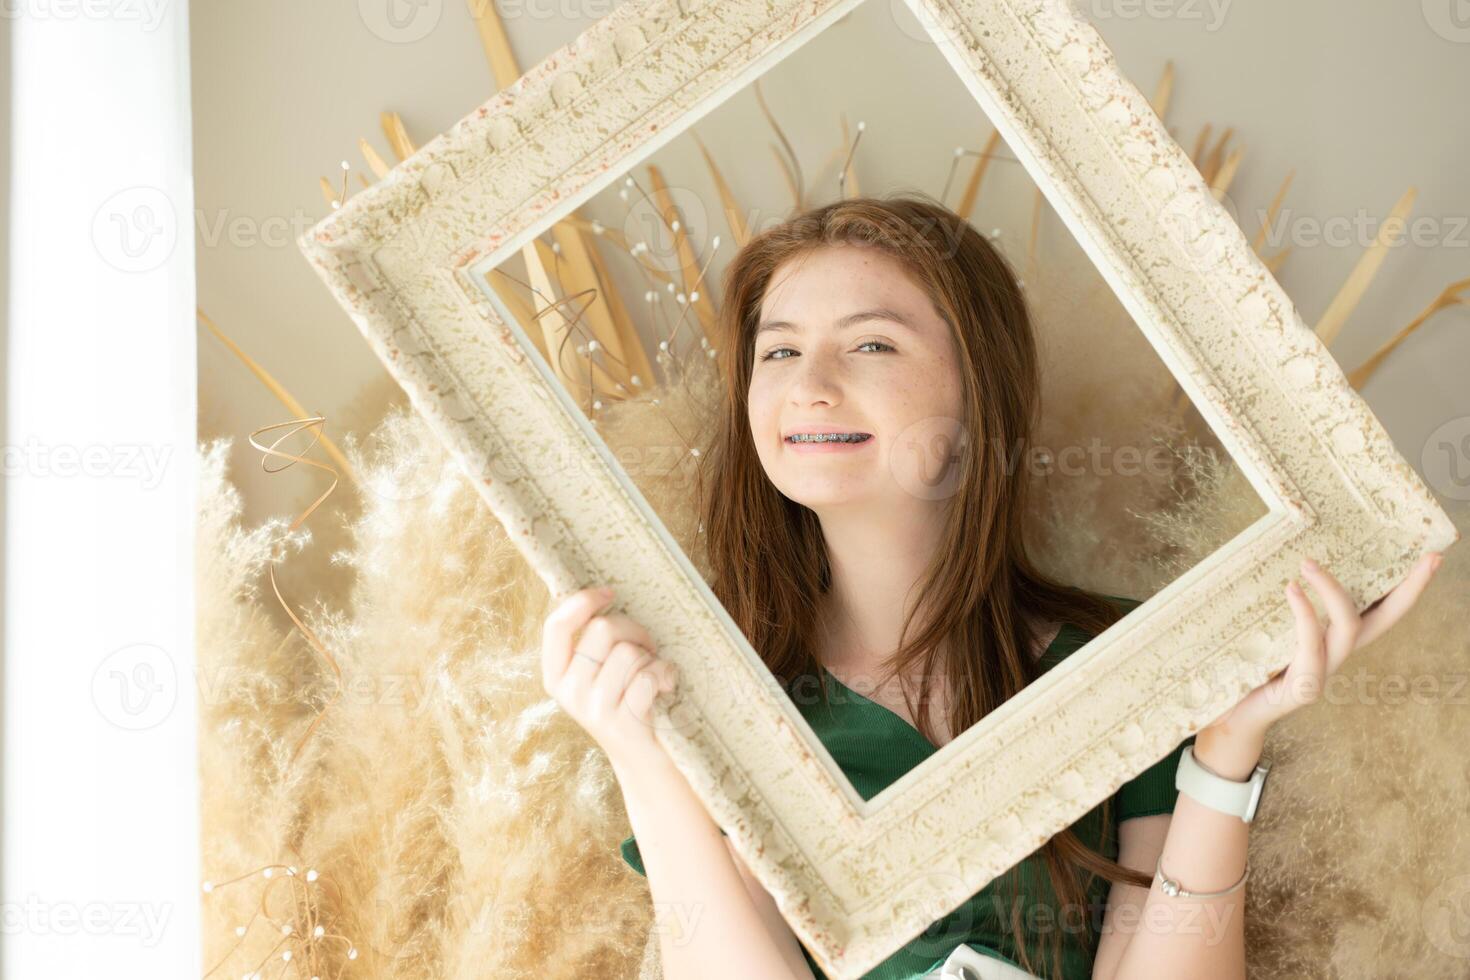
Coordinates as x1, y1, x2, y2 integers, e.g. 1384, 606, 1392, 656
1245, 765, 1269, 820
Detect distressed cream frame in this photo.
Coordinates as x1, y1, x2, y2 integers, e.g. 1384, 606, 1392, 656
298, 0, 1458, 974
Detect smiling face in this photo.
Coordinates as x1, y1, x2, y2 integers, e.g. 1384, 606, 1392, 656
746, 244, 967, 512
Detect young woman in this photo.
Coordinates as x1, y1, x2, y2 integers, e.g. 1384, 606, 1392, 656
539, 194, 1443, 980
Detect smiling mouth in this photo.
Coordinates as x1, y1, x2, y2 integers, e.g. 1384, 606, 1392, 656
784, 433, 873, 444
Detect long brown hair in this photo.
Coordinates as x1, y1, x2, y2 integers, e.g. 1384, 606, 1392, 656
691, 191, 1153, 979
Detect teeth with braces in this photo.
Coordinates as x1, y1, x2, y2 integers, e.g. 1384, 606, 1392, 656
787, 433, 870, 443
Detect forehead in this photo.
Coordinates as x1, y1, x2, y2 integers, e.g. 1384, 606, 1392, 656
757, 245, 928, 322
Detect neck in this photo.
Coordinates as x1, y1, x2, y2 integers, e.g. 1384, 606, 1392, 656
813, 499, 948, 681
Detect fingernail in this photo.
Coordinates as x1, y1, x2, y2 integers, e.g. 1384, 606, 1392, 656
1301, 558, 1318, 572
1432, 553, 1444, 572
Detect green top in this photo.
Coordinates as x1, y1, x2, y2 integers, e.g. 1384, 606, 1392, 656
619, 595, 1196, 979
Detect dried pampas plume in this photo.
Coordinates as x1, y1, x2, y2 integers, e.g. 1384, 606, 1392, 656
199, 359, 723, 979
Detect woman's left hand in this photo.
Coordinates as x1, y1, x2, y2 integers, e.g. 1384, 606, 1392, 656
1199, 551, 1446, 751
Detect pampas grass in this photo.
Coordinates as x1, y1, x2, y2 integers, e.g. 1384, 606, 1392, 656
199, 357, 725, 979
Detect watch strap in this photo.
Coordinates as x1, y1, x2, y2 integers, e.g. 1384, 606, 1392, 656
1175, 744, 1269, 823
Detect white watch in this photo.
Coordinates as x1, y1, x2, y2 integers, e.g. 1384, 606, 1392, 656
1175, 744, 1271, 823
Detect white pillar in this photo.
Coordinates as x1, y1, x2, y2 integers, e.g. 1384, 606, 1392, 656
4, 0, 200, 975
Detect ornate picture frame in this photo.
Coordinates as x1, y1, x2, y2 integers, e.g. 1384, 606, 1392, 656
298, 0, 1458, 974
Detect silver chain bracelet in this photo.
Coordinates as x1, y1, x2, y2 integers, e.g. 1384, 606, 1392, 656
1155, 856, 1250, 899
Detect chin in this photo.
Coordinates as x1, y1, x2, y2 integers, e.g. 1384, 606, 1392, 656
776, 479, 876, 510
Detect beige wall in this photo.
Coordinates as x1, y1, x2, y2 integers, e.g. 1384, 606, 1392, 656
192, 0, 1470, 527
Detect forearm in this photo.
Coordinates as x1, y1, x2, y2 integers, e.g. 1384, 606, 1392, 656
613, 750, 815, 980
1105, 729, 1260, 980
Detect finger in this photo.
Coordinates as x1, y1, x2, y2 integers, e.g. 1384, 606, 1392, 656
578, 610, 658, 664
1299, 559, 1359, 675
562, 610, 657, 709
1284, 578, 1328, 708
589, 641, 654, 718
624, 660, 679, 724
1286, 578, 1324, 659
559, 640, 609, 705
656, 660, 679, 694
622, 667, 662, 726
1358, 552, 1441, 649
542, 587, 614, 692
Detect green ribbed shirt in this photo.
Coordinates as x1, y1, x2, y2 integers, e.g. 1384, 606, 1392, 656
619, 594, 1195, 979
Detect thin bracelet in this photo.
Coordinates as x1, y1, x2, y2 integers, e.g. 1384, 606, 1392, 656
1155, 856, 1250, 899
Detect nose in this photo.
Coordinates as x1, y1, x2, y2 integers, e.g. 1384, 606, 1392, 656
786, 349, 844, 407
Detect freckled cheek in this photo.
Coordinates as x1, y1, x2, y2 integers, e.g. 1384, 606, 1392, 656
746, 383, 778, 440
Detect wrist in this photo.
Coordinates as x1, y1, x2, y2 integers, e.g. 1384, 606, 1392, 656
1193, 725, 1265, 781
610, 741, 686, 793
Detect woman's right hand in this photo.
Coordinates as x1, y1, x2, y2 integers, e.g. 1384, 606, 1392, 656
541, 585, 681, 768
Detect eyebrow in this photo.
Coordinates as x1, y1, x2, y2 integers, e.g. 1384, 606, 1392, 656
755, 307, 917, 337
